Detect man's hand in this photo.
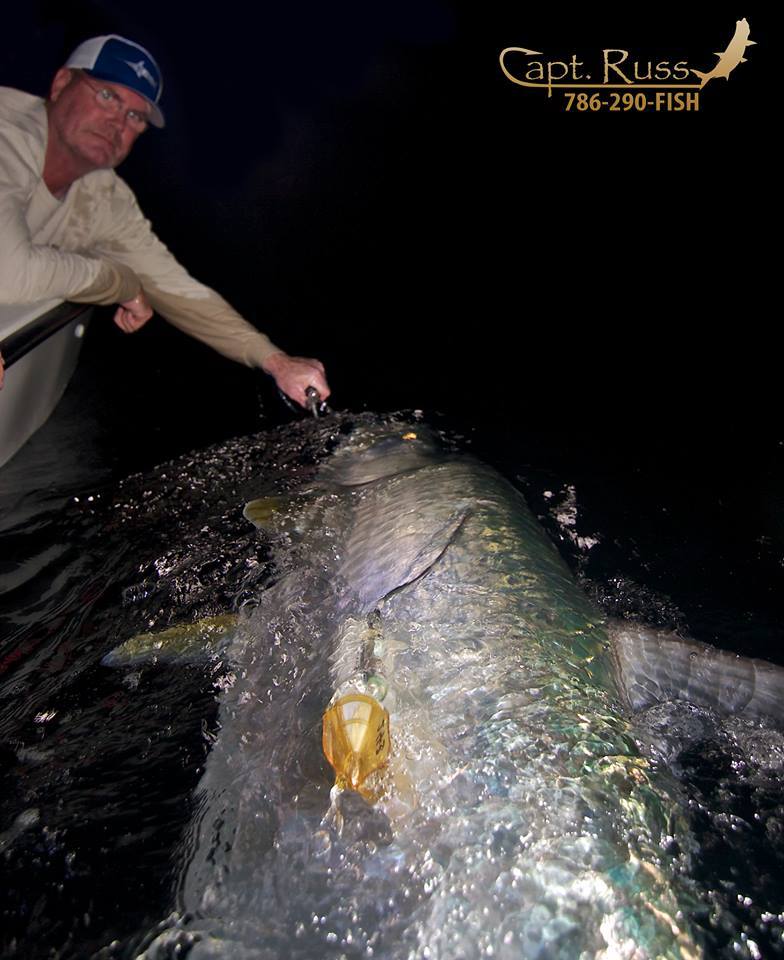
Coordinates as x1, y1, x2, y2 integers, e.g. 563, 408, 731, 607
113, 291, 153, 333
262, 352, 331, 408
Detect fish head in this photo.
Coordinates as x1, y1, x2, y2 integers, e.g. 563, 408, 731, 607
318, 424, 444, 487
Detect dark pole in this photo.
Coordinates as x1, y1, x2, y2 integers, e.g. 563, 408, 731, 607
0, 302, 92, 368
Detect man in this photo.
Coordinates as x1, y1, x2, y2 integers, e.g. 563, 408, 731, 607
0, 34, 330, 403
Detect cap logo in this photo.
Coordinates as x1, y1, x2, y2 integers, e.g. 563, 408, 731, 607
122, 58, 156, 89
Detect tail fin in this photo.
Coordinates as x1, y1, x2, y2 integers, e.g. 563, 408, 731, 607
609, 621, 784, 727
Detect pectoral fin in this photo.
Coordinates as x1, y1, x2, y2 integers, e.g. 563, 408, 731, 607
610, 621, 784, 726
243, 492, 321, 536
102, 613, 238, 667
243, 496, 289, 530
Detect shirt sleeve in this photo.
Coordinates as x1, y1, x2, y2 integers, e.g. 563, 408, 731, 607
0, 126, 141, 306
91, 177, 282, 369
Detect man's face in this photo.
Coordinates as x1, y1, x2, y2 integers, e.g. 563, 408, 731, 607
47, 68, 149, 171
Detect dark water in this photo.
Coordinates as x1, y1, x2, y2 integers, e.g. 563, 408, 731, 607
1, 322, 783, 959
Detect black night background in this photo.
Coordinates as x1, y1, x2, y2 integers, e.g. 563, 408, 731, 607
4, 1, 774, 448
1, 2, 780, 958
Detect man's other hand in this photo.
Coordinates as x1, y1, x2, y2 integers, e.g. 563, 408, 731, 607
262, 352, 331, 408
114, 291, 153, 333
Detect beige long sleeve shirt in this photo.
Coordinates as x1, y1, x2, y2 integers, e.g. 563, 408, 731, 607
0, 87, 281, 368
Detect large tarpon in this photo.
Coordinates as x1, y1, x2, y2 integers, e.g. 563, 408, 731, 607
120, 417, 783, 960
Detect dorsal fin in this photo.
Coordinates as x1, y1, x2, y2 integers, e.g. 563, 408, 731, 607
346, 508, 470, 612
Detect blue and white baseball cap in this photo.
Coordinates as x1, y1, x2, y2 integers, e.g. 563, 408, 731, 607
65, 35, 165, 128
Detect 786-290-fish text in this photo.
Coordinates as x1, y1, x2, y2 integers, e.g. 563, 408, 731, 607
564, 91, 699, 111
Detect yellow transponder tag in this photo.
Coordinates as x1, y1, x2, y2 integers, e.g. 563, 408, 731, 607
322, 693, 390, 796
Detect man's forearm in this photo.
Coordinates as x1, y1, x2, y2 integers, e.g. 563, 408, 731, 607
68, 258, 141, 305
143, 283, 281, 368
0, 196, 140, 306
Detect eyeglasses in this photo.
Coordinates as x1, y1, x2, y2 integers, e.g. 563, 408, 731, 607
77, 72, 150, 132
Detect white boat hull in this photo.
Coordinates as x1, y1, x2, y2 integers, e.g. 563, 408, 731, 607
0, 302, 91, 469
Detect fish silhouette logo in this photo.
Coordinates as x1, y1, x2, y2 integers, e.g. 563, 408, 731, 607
692, 18, 755, 87
122, 58, 157, 89
499, 16, 756, 110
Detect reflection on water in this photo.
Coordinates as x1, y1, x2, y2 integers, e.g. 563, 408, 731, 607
1, 402, 783, 959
